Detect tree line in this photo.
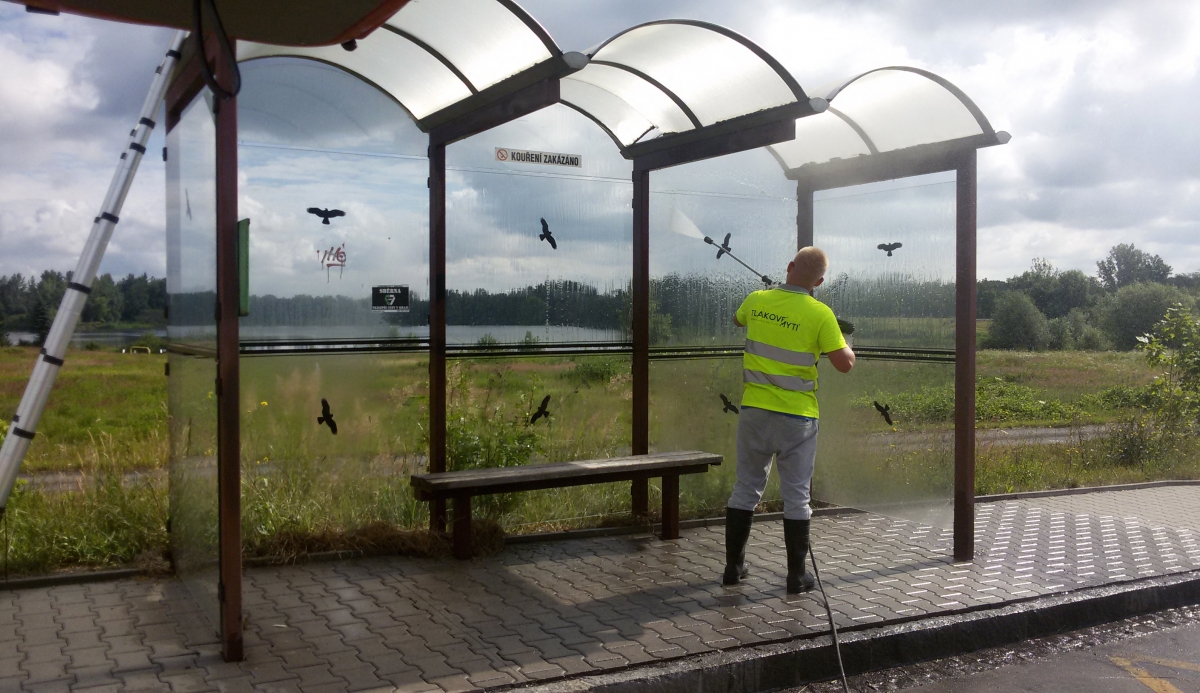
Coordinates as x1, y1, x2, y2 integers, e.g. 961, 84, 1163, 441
0, 271, 166, 342
981, 243, 1200, 351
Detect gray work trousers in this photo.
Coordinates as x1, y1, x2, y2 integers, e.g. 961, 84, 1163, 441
726, 406, 819, 520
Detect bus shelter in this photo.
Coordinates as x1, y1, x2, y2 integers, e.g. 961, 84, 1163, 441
164, 0, 1006, 659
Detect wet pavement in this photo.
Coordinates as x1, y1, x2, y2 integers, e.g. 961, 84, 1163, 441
1, 484, 1199, 692
791, 604, 1200, 692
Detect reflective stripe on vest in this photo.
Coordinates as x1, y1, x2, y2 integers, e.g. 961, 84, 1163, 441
744, 338, 816, 367
743, 368, 815, 392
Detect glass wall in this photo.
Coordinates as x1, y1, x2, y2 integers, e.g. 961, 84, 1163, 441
811, 173, 957, 527
166, 88, 219, 630
232, 59, 435, 542
647, 148, 799, 517
439, 106, 636, 526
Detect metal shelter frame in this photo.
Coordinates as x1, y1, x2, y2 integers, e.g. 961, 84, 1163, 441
158, 1, 1007, 661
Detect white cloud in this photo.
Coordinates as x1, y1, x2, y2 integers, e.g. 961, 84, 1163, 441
2, 0, 1200, 289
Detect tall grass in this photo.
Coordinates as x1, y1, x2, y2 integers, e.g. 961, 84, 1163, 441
3, 432, 168, 576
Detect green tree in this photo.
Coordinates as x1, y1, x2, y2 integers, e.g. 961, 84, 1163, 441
1008, 258, 1101, 319
983, 292, 1049, 350
1099, 282, 1193, 350
1097, 243, 1172, 291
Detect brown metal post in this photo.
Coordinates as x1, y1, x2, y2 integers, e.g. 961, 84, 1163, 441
429, 141, 448, 533
797, 183, 814, 249
631, 166, 650, 516
954, 150, 977, 563
214, 42, 243, 662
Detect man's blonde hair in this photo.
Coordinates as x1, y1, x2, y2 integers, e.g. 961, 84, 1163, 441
791, 247, 828, 287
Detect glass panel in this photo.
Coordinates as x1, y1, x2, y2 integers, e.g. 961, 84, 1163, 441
238, 59, 428, 157
445, 104, 631, 347
240, 352, 430, 541
812, 360, 955, 528
237, 58, 429, 342
440, 104, 633, 499
565, 65, 695, 136
445, 353, 633, 530
813, 174, 957, 349
650, 356, 762, 517
594, 23, 795, 127
166, 90, 219, 630
649, 149, 798, 347
239, 28, 473, 121
769, 112, 872, 170
811, 174, 957, 527
560, 79, 653, 147
832, 69, 983, 152
390, 0, 553, 91
648, 149, 796, 514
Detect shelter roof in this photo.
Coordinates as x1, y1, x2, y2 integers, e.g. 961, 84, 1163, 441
17, 0, 409, 47
238, 0, 585, 131
769, 67, 1009, 177
559, 20, 826, 158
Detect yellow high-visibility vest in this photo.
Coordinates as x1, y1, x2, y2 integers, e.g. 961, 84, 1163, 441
735, 285, 846, 418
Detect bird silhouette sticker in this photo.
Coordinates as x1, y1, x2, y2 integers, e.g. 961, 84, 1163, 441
307, 208, 346, 225
317, 398, 338, 434
720, 394, 739, 414
529, 395, 552, 425
716, 232, 732, 259
539, 218, 557, 249
872, 400, 894, 426
877, 242, 902, 257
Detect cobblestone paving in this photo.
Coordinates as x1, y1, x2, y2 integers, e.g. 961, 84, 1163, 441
3, 485, 1200, 692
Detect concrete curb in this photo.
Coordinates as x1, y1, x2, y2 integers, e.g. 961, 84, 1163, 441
977, 479, 1200, 503
510, 569, 1200, 692
0, 567, 143, 591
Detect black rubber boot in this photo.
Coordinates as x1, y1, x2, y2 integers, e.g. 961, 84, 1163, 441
723, 507, 755, 585
784, 518, 816, 594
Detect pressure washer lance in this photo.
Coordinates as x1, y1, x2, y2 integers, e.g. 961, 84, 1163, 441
704, 235, 773, 286
702, 234, 856, 339
810, 546, 851, 692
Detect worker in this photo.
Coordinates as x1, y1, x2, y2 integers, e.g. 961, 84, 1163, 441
723, 246, 855, 593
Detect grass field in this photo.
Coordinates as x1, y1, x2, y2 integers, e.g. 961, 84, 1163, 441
0, 344, 1192, 575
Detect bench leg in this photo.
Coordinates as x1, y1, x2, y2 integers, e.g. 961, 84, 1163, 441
661, 473, 679, 540
431, 499, 447, 534
632, 477, 649, 519
452, 495, 472, 560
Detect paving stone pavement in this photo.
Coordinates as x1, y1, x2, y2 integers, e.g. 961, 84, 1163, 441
2, 485, 1200, 692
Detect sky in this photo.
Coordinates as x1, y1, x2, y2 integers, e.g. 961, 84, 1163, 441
1, 0, 1199, 285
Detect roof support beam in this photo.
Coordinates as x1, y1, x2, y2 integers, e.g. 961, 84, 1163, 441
786, 132, 1007, 189
429, 76, 560, 145
631, 116, 796, 172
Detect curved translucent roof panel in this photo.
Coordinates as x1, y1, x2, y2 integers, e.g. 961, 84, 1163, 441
770, 67, 1006, 172
238, 0, 565, 127
562, 21, 809, 149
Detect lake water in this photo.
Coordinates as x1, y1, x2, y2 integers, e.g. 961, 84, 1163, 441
7, 330, 166, 347
176, 325, 623, 345
10, 325, 624, 349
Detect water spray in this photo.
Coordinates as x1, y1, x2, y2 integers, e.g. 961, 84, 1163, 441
669, 207, 774, 286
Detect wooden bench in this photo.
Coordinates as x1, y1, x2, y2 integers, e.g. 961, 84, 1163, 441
411, 451, 722, 559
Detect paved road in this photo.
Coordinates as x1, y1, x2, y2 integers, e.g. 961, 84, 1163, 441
898, 624, 1200, 692
792, 605, 1200, 693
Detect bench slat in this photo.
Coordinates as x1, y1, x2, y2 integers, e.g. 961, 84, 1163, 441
411, 451, 720, 496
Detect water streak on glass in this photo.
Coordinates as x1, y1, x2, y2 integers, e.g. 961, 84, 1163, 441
811, 174, 957, 528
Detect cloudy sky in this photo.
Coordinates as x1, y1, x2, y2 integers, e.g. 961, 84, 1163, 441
1, 0, 1198, 284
